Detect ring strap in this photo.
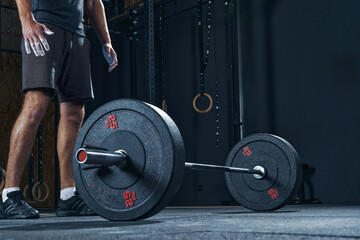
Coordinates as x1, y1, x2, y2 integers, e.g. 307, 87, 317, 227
38, 122, 43, 184
197, 0, 213, 95
28, 149, 35, 200
197, 0, 205, 94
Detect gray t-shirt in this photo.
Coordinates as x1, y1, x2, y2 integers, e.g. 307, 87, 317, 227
32, 0, 85, 36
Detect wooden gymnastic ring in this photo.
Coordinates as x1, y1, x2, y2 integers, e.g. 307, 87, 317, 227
0, 169, 6, 194
162, 99, 168, 113
193, 93, 213, 113
23, 184, 42, 204
32, 182, 49, 203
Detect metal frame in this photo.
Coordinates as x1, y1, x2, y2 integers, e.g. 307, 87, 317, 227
144, 0, 156, 104
108, 0, 244, 145
225, 0, 244, 149
1, 0, 3, 55
120, 0, 214, 106
235, 0, 244, 141
54, 100, 60, 207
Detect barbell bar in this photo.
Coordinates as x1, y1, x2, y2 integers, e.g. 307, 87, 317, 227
76, 148, 266, 178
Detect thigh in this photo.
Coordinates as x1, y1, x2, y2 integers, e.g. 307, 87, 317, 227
57, 35, 94, 103
21, 24, 66, 95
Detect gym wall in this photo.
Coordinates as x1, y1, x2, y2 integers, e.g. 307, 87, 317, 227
87, 0, 360, 205
239, 0, 360, 204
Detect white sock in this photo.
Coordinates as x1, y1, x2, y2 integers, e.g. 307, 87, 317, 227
60, 187, 76, 201
2, 187, 20, 203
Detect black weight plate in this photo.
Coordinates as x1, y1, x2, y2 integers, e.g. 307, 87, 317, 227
73, 99, 185, 221
280, 137, 303, 206
225, 133, 302, 211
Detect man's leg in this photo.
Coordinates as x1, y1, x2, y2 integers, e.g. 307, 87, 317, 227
2, 89, 50, 219
57, 100, 84, 190
55, 100, 95, 217
5, 90, 50, 188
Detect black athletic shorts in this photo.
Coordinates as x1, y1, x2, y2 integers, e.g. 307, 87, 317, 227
21, 23, 94, 103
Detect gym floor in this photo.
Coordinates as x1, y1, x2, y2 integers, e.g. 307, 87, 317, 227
0, 205, 359, 239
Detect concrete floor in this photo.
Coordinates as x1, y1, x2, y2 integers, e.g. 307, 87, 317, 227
0, 205, 360, 239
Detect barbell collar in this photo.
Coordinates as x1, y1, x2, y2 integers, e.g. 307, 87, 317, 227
185, 162, 265, 176
76, 148, 129, 169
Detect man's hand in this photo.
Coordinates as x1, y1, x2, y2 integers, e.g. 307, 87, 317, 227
84, 0, 118, 72
22, 19, 54, 57
102, 43, 118, 72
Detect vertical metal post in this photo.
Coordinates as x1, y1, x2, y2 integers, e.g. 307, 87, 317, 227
235, 0, 244, 140
54, 100, 60, 207
144, 0, 156, 104
129, 10, 137, 99
225, 0, 241, 149
0, 0, 2, 56
130, 39, 137, 98
225, 0, 245, 147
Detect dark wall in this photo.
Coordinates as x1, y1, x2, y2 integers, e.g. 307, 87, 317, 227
86, 0, 360, 205
240, 0, 360, 204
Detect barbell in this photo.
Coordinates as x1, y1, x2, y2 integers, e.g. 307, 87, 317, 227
73, 99, 302, 221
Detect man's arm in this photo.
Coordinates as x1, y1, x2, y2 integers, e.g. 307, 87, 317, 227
15, 0, 53, 56
84, 0, 118, 72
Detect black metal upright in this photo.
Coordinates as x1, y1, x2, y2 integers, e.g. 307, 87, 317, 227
225, 0, 245, 149
235, 0, 244, 141
54, 100, 60, 207
0, 0, 2, 57
144, 0, 156, 105
129, 10, 138, 99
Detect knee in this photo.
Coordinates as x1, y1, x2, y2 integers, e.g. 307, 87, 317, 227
62, 107, 85, 127
23, 105, 47, 126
